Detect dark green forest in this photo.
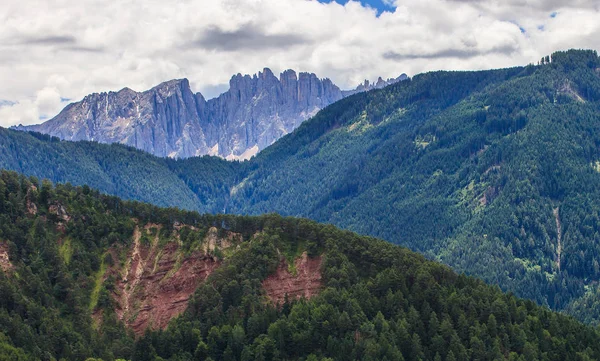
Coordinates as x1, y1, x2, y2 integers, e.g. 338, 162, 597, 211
2, 170, 600, 361
3, 50, 600, 325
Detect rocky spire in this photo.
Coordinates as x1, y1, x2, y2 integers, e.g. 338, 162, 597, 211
15, 69, 406, 160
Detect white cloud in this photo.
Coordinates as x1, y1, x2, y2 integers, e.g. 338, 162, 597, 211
0, 86, 66, 126
0, 0, 598, 127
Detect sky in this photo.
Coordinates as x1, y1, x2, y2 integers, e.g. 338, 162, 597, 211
318, 0, 396, 14
0, 0, 598, 127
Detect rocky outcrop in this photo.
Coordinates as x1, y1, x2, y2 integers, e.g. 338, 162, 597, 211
49, 202, 70, 222
26, 185, 37, 216
16, 69, 407, 160
262, 252, 323, 305
0, 242, 13, 274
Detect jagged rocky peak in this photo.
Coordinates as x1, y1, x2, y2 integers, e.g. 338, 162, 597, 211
229, 72, 253, 89
280, 69, 299, 100
203, 67, 344, 160
343, 73, 409, 96
150, 78, 192, 97
117, 86, 135, 93
258, 67, 277, 80
281, 69, 298, 80
14, 68, 406, 160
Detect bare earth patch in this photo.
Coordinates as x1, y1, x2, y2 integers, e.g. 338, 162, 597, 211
114, 225, 219, 334
0, 242, 13, 274
204, 226, 242, 253
97, 223, 242, 335
262, 252, 323, 306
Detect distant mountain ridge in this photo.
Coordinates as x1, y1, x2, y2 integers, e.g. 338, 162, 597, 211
342, 74, 408, 96
14, 69, 408, 160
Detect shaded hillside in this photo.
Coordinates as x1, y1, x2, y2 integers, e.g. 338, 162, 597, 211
2, 170, 600, 361
3, 50, 600, 324
0, 128, 231, 210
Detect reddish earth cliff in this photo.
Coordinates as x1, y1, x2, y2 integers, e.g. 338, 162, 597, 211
262, 252, 323, 305
101, 224, 240, 335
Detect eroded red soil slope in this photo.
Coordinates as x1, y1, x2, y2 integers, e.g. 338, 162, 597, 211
262, 252, 323, 305
101, 225, 239, 335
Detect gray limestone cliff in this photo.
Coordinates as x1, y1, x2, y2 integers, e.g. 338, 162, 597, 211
15, 69, 407, 160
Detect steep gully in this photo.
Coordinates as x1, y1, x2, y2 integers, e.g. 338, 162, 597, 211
554, 207, 562, 272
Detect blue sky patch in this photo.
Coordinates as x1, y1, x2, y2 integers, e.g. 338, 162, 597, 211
317, 0, 396, 15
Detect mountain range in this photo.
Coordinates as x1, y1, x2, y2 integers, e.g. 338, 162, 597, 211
15, 70, 407, 160
2, 49, 600, 329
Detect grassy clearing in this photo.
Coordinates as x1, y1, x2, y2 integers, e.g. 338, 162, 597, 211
89, 257, 107, 312
284, 240, 307, 276
59, 238, 73, 265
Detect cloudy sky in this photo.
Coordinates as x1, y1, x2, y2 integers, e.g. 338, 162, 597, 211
0, 0, 598, 127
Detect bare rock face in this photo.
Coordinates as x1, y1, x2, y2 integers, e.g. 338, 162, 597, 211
203, 68, 344, 159
262, 252, 323, 306
26, 185, 37, 216
0, 242, 13, 274
16, 69, 407, 160
49, 202, 71, 222
18, 79, 209, 159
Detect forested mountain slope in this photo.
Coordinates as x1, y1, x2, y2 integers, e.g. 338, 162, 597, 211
173, 50, 600, 324
0, 128, 238, 211
219, 50, 600, 324
3, 50, 600, 325
2, 170, 600, 361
